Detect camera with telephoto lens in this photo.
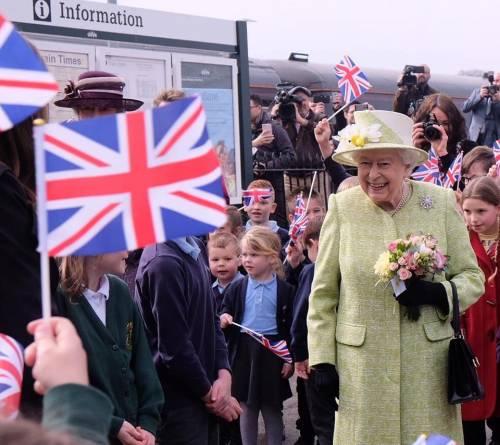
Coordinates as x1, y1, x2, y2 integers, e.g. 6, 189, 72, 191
484, 73, 499, 96
274, 84, 304, 123
423, 113, 441, 141
397, 65, 426, 88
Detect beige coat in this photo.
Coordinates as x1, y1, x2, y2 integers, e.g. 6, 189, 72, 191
307, 181, 484, 445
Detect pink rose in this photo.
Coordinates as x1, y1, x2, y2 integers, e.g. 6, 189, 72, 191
405, 253, 417, 270
398, 256, 407, 266
426, 237, 437, 249
388, 241, 398, 252
435, 250, 447, 270
389, 262, 399, 271
398, 268, 412, 281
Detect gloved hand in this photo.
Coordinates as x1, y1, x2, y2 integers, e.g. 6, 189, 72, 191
310, 363, 339, 398
396, 279, 449, 313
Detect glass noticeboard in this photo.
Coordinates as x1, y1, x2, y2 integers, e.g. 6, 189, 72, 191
173, 55, 242, 204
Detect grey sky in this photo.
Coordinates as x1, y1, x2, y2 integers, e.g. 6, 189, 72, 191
93, 0, 496, 76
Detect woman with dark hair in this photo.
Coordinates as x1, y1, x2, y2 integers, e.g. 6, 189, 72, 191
0, 113, 59, 418
412, 93, 473, 173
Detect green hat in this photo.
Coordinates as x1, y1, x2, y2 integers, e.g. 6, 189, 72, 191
332, 110, 428, 167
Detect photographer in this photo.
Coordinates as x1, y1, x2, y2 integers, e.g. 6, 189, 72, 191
463, 71, 500, 147
413, 93, 473, 172
250, 94, 295, 227
393, 64, 437, 117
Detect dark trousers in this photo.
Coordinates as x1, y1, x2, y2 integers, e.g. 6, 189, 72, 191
158, 402, 219, 445
304, 374, 336, 445
296, 377, 315, 443
462, 420, 486, 445
488, 417, 500, 443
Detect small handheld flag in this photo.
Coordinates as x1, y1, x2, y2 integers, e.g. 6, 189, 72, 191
242, 188, 273, 208
35, 95, 227, 256
0, 334, 23, 419
442, 150, 463, 189
335, 55, 372, 105
231, 321, 292, 363
0, 14, 58, 131
288, 193, 308, 245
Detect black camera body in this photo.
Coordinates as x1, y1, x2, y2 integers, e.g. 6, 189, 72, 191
398, 65, 426, 88
486, 73, 499, 96
274, 86, 304, 123
423, 113, 441, 141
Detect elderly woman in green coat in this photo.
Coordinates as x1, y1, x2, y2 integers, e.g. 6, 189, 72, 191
307, 110, 484, 445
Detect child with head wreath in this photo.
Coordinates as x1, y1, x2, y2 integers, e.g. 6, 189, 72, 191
460, 176, 500, 444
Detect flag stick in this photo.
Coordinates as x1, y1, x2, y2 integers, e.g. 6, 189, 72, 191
229, 320, 263, 338
327, 102, 349, 122
283, 170, 318, 265
33, 122, 51, 319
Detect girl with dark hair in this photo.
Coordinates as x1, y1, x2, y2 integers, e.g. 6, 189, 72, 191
0, 113, 59, 418
461, 176, 500, 445
412, 93, 473, 173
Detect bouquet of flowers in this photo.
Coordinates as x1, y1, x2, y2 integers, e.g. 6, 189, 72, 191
374, 233, 448, 320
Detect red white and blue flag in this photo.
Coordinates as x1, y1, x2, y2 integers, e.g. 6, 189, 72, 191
242, 188, 273, 208
0, 14, 58, 132
411, 147, 442, 185
493, 139, 500, 176
442, 150, 463, 189
289, 193, 308, 245
335, 55, 372, 104
242, 328, 292, 363
36, 95, 227, 256
0, 334, 23, 419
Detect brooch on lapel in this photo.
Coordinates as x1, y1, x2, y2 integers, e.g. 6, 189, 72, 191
419, 195, 434, 210
126, 321, 133, 351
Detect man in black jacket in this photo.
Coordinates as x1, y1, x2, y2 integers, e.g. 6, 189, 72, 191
251, 94, 295, 227
393, 64, 437, 117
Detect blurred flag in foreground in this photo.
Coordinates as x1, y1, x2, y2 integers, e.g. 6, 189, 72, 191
0, 333, 23, 419
36, 95, 227, 256
0, 14, 58, 131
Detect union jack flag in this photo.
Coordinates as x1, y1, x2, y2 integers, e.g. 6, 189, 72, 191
0, 334, 23, 419
0, 14, 58, 132
36, 95, 227, 256
442, 151, 463, 188
242, 328, 292, 363
242, 188, 273, 208
411, 147, 442, 186
493, 140, 500, 176
335, 55, 372, 104
289, 193, 308, 245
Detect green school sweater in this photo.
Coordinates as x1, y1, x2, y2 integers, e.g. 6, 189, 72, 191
54, 275, 164, 437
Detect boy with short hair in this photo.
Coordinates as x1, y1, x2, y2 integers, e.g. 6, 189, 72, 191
286, 187, 326, 226
208, 232, 243, 312
291, 216, 336, 445
212, 206, 244, 240
244, 179, 289, 247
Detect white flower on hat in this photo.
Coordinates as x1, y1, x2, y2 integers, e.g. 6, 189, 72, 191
338, 123, 382, 148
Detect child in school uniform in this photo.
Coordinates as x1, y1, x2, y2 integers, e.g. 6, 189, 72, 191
220, 226, 294, 445
460, 177, 500, 445
244, 179, 290, 248
208, 232, 244, 312
56, 252, 164, 445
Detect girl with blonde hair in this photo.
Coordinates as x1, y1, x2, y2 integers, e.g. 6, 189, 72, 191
220, 226, 294, 445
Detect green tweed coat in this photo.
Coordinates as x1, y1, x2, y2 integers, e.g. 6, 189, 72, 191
307, 181, 484, 445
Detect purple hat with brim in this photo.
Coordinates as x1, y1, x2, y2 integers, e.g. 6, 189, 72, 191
54, 70, 143, 111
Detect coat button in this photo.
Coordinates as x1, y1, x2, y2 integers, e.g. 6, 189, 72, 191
121, 367, 127, 374
112, 344, 119, 351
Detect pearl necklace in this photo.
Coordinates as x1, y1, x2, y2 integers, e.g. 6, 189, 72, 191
389, 181, 412, 217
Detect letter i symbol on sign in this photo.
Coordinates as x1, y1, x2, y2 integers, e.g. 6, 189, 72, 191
33, 0, 52, 22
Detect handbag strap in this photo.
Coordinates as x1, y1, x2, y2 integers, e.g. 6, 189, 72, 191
450, 280, 461, 338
